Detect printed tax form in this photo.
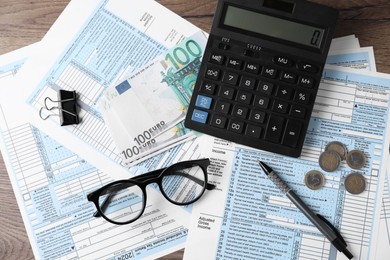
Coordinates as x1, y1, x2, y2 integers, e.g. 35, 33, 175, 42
184, 45, 390, 259
0, 43, 205, 259
0, 0, 201, 259
10, 0, 201, 174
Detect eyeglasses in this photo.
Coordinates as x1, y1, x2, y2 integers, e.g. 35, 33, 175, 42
87, 158, 215, 225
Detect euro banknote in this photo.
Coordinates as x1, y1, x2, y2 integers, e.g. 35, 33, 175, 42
100, 31, 207, 165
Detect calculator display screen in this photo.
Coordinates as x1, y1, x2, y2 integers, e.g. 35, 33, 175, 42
223, 5, 325, 49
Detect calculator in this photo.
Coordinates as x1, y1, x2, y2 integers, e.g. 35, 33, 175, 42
184, 0, 338, 157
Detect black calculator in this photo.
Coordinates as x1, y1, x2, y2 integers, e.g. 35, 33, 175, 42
184, 0, 338, 157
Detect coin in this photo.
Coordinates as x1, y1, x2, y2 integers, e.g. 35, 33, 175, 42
344, 172, 366, 194
346, 150, 366, 169
304, 170, 325, 190
318, 150, 341, 172
325, 141, 348, 160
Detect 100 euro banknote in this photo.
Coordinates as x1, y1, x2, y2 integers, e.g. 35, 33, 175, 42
100, 31, 207, 165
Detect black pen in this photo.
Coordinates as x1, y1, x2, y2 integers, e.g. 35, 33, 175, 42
259, 161, 353, 259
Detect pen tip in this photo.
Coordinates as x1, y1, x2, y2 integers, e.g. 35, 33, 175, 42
259, 161, 272, 175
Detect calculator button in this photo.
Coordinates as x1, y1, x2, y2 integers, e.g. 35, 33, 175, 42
219, 43, 230, 50
280, 71, 297, 84
191, 109, 208, 124
222, 71, 239, 85
236, 91, 252, 105
254, 96, 270, 109
272, 100, 289, 114
276, 85, 293, 100
195, 95, 213, 109
257, 82, 274, 95
210, 114, 227, 128
298, 76, 315, 88
228, 120, 244, 134
265, 116, 284, 143
297, 61, 318, 74
215, 100, 231, 114
227, 58, 242, 70
245, 62, 260, 74
200, 82, 216, 95
261, 66, 278, 79
209, 53, 225, 65
282, 120, 302, 147
219, 86, 235, 100
240, 76, 256, 89
245, 124, 262, 138
294, 91, 310, 105
290, 105, 306, 118
273, 56, 293, 67
249, 110, 266, 123
232, 105, 248, 119
205, 67, 220, 81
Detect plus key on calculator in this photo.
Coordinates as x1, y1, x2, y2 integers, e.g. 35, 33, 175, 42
184, 0, 338, 157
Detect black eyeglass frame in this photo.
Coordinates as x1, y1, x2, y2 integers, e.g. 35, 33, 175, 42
87, 158, 215, 225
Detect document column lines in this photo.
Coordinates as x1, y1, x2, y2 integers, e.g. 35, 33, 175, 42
54, 61, 121, 160
380, 178, 390, 246
3, 123, 48, 194
341, 185, 374, 246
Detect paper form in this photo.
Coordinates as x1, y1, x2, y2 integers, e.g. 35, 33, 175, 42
0, 43, 224, 259
184, 65, 390, 259
377, 179, 390, 257
0, 46, 202, 259
327, 47, 376, 71
10, 0, 200, 175
329, 35, 360, 51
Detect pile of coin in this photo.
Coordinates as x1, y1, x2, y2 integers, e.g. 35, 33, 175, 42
308, 141, 368, 195
318, 141, 366, 172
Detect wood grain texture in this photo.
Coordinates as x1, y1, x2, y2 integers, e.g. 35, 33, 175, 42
0, 0, 389, 259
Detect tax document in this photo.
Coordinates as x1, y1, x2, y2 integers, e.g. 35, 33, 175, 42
11, 0, 200, 173
0, 47, 201, 259
184, 65, 390, 259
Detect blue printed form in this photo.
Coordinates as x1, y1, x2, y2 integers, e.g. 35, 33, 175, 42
0, 47, 202, 259
15, 0, 199, 170
0, 0, 204, 259
184, 51, 390, 259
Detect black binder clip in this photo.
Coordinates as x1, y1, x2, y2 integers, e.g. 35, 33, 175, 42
39, 90, 80, 126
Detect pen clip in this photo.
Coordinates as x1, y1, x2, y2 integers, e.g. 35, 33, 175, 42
317, 214, 347, 247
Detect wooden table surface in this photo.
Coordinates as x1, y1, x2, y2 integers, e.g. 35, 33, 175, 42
0, 0, 389, 259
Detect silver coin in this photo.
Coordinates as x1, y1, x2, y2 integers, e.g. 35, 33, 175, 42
344, 172, 366, 194
319, 150, 341, 172
304, 170, 325, 190
346, 150, 366, 169
325, 141, 348, 160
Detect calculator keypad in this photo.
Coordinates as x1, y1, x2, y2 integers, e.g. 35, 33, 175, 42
185, 37, 322, 157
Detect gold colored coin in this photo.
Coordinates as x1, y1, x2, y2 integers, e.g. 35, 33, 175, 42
325, 141, 348, 160
304, 170, 325, 190
344, 172, 366, 194
319, 150, 341, 172
346, 150, 366, 169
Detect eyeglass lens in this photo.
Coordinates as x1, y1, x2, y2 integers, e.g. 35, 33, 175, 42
97, 163, 206, 224
98, 183, 144, 224
161, 164, 206, 204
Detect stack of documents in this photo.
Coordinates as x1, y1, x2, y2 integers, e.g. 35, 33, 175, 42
0, 0, 389, 260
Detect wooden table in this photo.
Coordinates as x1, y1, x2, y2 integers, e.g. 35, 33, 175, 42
0, 0, 389, 259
